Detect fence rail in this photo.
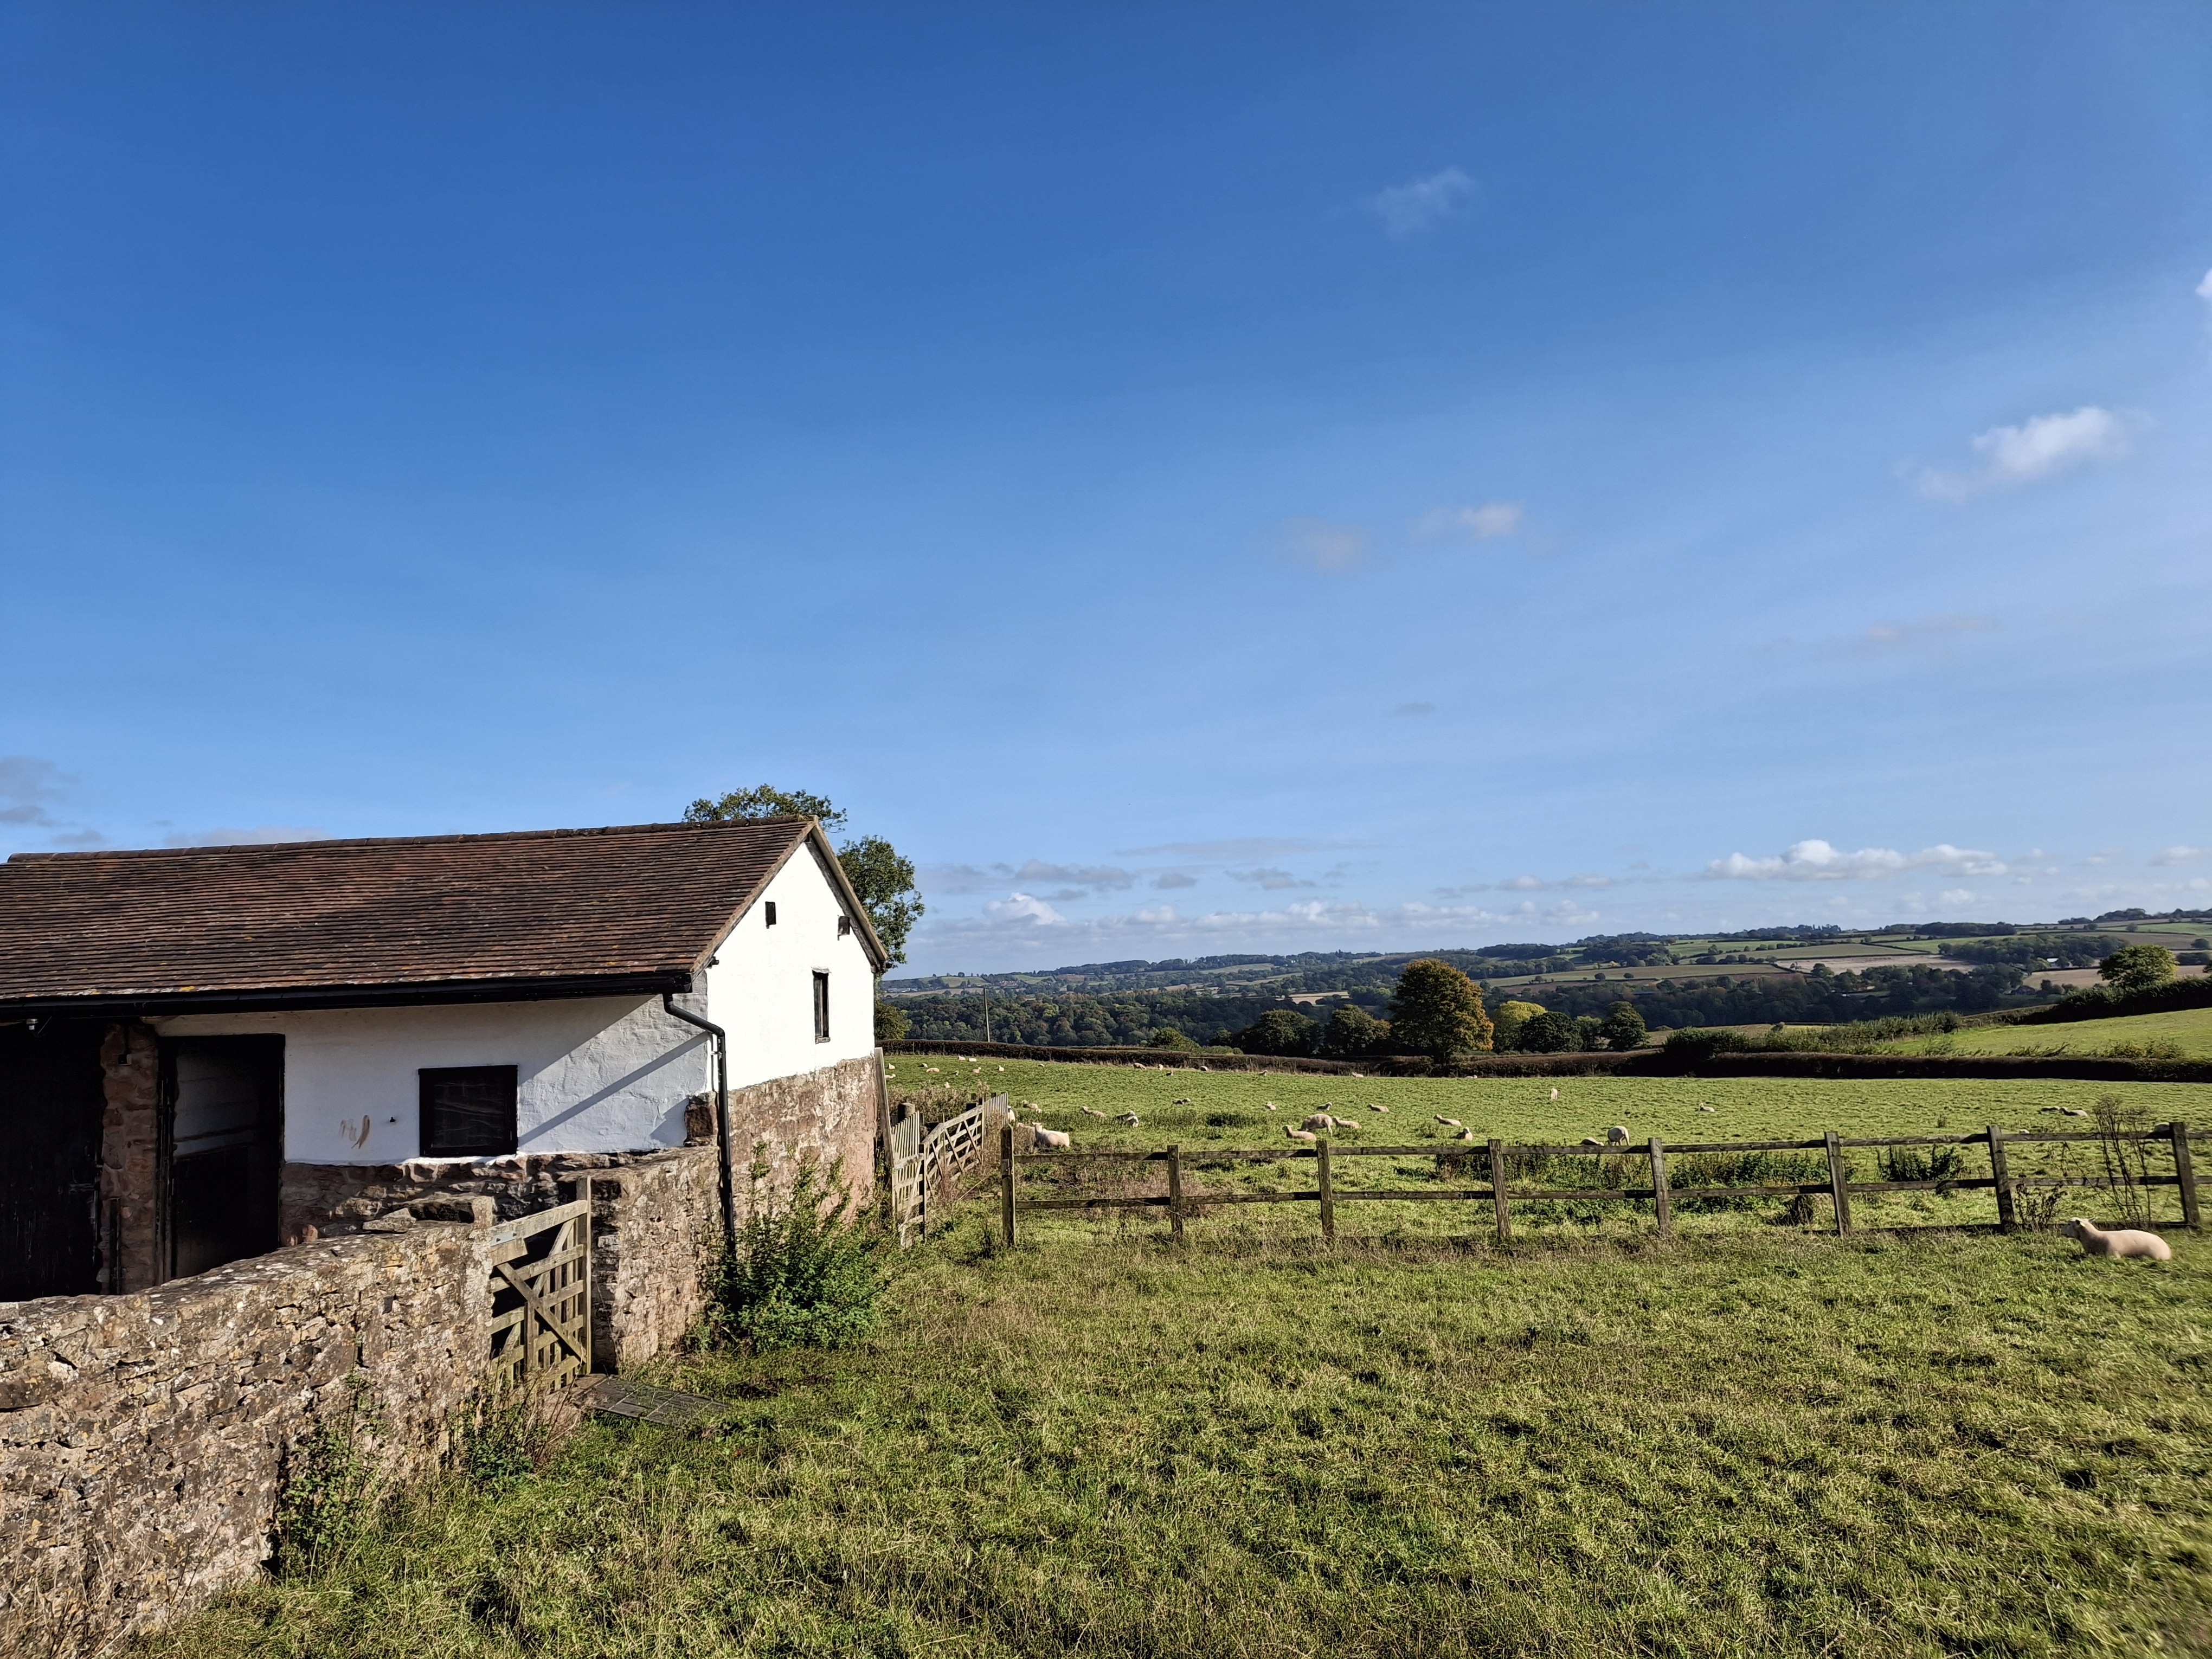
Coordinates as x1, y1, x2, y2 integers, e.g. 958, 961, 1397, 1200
996, 1124, 2207, 1245
486, 1181, 591, 1389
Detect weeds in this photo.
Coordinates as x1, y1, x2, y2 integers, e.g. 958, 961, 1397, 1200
2091, 1093, 2160, 1230
454, 1386, 554, 1493
270, 1372, 382, 1579
704, 1146, 890, 1353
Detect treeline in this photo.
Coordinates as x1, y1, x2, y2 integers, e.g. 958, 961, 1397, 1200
887, 989, 1296, 1049
1512, 963, 2034, 1030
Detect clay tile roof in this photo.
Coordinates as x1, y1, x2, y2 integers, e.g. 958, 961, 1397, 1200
0, 819, 851, 1011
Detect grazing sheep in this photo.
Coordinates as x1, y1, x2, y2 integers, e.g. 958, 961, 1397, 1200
1081, 1105, 1106, 1116
1580, 1136, 1604, 1146
1174, 1097, 1193, 1104
1606, 1126, 1630, 1144
1333, 1116, 1361, 1131
1368, 1103, 1387, 1113
1548, 1087, 1560, 1101
1116, 1111, 1141, 1127
1286, 1127, 1318, 1143
2061, 1218, 2172, 1261
1301, 1112, 1337, 1132
1456, 1128, 1476, 1142
1436, 1115, 1462, 1127
1265, 1101, 1279, 1110
1031, 1126, 1072, 1151
1698, 1105, 1716, 1113
2061, 1108, 2089, 1118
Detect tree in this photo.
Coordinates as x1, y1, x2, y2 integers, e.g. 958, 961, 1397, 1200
1387, 959, 1494, 1062
2099, 944, 2176, 996
1320, 1004, 1391, 1059
1598, 1001, 1648, 1052
1151, 1026, 1201, 1053
873, 1001, 911, 1043
1489, 999, 1545, 1050
1515, 1009, 1579, 1053
685, 785, 925, 966
1229, 1008, 1322, 1058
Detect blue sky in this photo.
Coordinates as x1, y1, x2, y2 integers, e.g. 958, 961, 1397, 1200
4, 3, 2210, 972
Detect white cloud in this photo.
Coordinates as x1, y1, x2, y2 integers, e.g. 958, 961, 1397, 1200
1412, 501, 1523, 542
1705, 839, 2007, 882
2152, 846, 2203, 866
1278, 518, 1371, 571
1938, 889, 1976, 906
982, 892, 1064, 925
2198, 267, 2212, 304
1371, 168, 1474, 236
1917, 406, 2143, 501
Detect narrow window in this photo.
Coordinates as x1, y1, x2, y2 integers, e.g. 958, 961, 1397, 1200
813, 972, 831, 1042
837, 915, 852, 937
419, 1066, 518, 1158
765, 901, 778, 928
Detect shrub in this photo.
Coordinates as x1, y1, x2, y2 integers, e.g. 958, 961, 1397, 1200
1150, 1026, 1201, 1053
1662, 1026, 1747, 1063
707, 1150, 890, 1353
273, 1373, 383, 1579
1515, 1010, 1582, 1053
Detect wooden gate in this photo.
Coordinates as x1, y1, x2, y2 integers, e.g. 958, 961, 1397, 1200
486, 1187, 592, 1390
889, 1107, 925, 1248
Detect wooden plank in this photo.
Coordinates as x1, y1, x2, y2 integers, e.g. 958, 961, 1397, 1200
1825, 1131, 1851, 1235
1168, 1144, 1184, 1243
484, 1197, 590, 1248
1987, 1126, 2016, 1234
1318, 1140, 1336, 1243
1000, 1122, 1017, 1246
496, 1257, 589, 1374
1649, 1138, 1673, 1240
1489, 1138, 1511, 1243
2175, 1121, 2202, 1232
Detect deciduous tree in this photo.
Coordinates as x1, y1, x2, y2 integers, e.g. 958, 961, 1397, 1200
2099, 944, 2176, 996
684, 785, 924, 965
1387, 959, 1494, 1061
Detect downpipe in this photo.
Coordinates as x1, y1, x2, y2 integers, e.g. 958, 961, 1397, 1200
663, 993, 738, 1259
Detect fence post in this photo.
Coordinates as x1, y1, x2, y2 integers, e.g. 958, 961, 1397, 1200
1000, 1122, 1017, 1247
1824, 1131, 1852, 1235
2174, 1123, 2202, 1232
1318, 1139, 1336, 1243
1488, 1138, 1512, 1243
1649, 1138, 1673, 1240
1986, 1126, 2015, 1234
1167, 1145, 1185, 1243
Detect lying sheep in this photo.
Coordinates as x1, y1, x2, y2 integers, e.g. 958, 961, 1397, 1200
2061, 1219, 2172, 1261
1285, 1127, 1318, 1143
1368, 1103, 1388, 1113
1606, 1126, 1630, 1144
1697, 1105, 1715, 1113
1265, 1101, 1279, 1111
1081, 1105, 1106, 1116
1548, 1087, 1560, 1101
1456, 1128, 1476, 1142
1301, 1112, 1337, 1132
1436, 1115, 1462, 1127
1116, 1111, 1141, 1127
1031, 1126, 1072, 1151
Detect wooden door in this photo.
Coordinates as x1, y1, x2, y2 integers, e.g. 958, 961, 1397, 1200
0, 1021, 105, 1300
162, 1036, 284, 1280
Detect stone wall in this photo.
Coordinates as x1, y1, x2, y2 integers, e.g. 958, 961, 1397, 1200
1, 1220, 490, 1656
97, 1020, 160, 1293
723, 1052, 883, 1209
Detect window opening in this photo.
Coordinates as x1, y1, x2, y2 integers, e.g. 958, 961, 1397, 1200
813, 972, 831, 1042
420, 1066, 519, 1158
765, 901, 778, 927
837, 915, 852, 937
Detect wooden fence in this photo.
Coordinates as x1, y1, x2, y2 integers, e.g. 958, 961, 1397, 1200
486, 1180, 592, 1388
892, 1095, 1011, 1246
996, 1124, 2207, 1245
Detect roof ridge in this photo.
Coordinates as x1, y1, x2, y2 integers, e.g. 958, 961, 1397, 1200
5, 818, 815, 864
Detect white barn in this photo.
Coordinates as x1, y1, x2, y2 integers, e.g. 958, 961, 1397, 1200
0, 818, 888, 1298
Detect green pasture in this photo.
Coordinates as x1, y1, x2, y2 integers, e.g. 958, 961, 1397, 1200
1876, 1005, 2212, 1060
890, 1058, 2208, 1242
144, 1223, 2212, 1659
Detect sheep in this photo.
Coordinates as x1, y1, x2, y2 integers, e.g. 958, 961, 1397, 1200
1116, 1111, 1141, 1127
1301, 1112, 1337, 1132
1436, 1115, 1462, 1127
1081, 1105, 1107, 1116
1456, 1128, 1476, 1142
1698, 1106, 1715, 1114
1285, 1127, 1318, 1143
1548, 1087, 1560, 1101
1031, 1126, 1072, 1151
1265, 1101, 1279, 1110
1580, 1136, 1604, 1146
1605, 1126, 1630, 1144
2061, 1108, 2089, 1118
2060, 1218, 2172, 1262
1368, 1103, 1388, 1113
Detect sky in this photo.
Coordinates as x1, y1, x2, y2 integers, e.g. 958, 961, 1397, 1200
4, 2, 2210, 973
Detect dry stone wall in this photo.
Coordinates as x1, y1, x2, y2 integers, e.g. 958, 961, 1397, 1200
1, 1221, 487, 1656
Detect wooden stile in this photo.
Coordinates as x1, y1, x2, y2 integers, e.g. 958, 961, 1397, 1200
1824, 1130, 1851, 1235
1648, 1138, 1673, 1240
1986, 1125, 2016, 1234
1489, 1137, 1511, 1243
2174, 1121, 2202, 1232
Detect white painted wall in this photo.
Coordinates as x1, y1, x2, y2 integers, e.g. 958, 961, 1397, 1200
154, 996, 711, 1163
145, 839, 879, 1165
704, 840, 879, 1089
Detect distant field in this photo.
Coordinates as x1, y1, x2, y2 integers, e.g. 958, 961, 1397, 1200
888, 1057, 2209, 1240
1878, 1005, 2212, 1060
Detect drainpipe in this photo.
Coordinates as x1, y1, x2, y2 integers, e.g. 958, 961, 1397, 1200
663, 993, 737, 1258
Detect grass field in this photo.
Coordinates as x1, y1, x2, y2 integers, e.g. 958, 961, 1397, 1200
897, 1058, 2210, 1240
1874, 1006, 2212, 1060
142, 1221, 2212, 1658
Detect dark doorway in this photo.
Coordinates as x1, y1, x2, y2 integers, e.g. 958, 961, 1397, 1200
0, 1021, 106, 1300
162, 1036, 284, 1280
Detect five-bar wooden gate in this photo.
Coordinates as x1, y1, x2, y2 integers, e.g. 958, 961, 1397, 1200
486, 1182, 592, 1390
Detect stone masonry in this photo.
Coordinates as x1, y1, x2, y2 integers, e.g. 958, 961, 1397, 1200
97, 1020, 160, 1294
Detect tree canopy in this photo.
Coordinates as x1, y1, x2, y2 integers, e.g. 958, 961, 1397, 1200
684, 784, 923, 966
1320, 1003, 1391, 1059
2099, 943, 2176, 995
1387, 959, 1494, 1060
1598, 1001, 1648, 1052
1229, 1008, 1322, 1057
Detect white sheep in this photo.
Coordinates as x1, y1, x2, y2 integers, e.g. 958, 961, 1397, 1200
1368, 1103, 1387, 1113
2061, 1219, 2171, 1261
1116, 1111, 1141, 1127
1286, 1127, 1318, 1143
1265, 1101, 1279, 1110
1580, 1136, 1604, 1146
1031, 1126, 1072, 1151
2061, 1108, 2089, 1118
1436, 1115, 1462, 1127
1606, 1126, 1630, 1144
1697, 1105, 1715, 1114
1456, 1128, 1476, 1142
1548, 1087, 1560, 1101
1174, 1097, 1192, 1104
1301, 1112, 1337, 1132
1081, 1105, 1106, 1116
